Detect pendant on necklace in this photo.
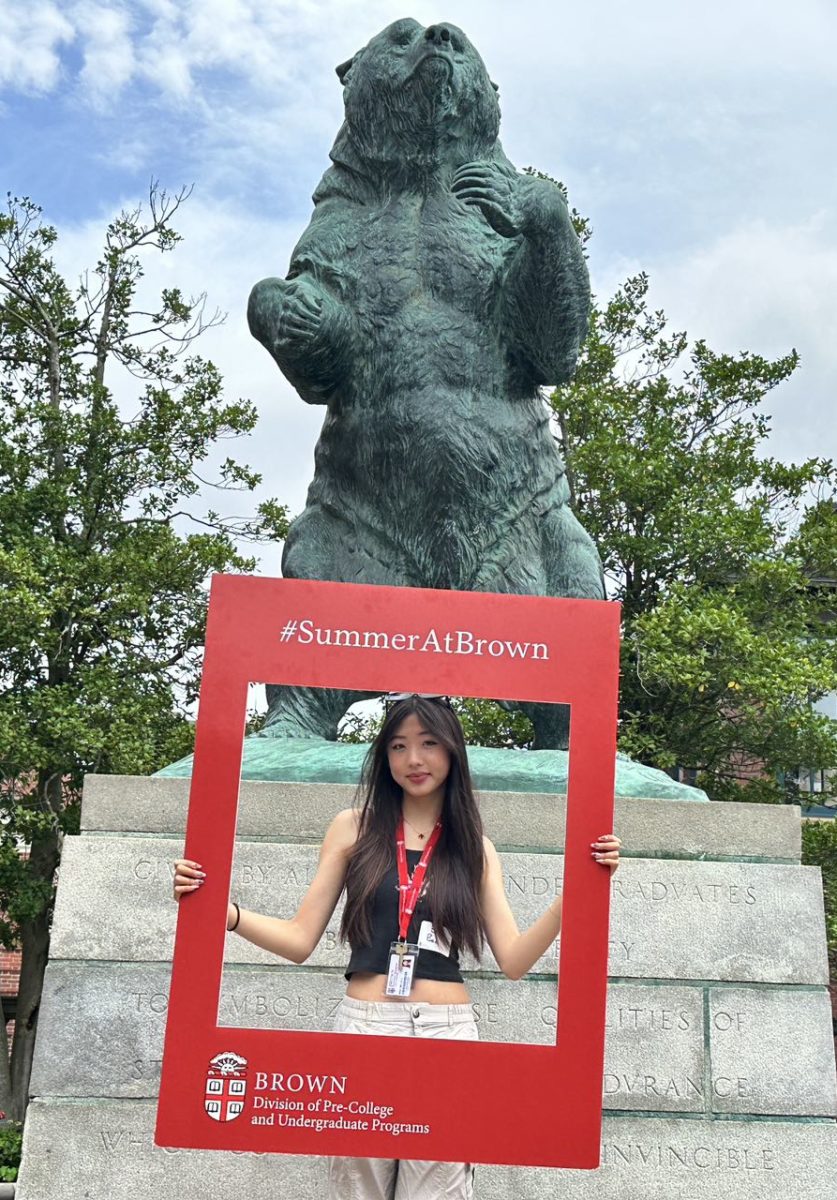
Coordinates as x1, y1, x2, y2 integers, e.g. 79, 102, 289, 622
418, 832, 425, 840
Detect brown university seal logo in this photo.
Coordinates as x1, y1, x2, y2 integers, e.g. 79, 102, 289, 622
205, 1051, 248, 1122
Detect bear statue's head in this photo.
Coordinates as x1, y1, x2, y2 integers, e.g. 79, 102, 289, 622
319, 18, 504, 197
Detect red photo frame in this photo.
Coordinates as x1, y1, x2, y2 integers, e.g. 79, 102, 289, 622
155, 576, 620, 1168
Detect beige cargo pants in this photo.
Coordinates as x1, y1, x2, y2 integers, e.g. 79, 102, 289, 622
327, 996, 478, 1199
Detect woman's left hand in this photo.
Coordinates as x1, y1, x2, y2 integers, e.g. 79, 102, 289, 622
591, 833, 621, 873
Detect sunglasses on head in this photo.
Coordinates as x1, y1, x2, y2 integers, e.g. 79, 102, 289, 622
384, 692, 453, 712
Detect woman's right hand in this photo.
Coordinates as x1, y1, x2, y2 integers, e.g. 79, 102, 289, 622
173, 859, 205, 900
173, 861, 238, 931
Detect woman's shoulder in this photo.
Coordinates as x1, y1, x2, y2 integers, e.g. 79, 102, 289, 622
329, 807, 361, 834
481, 833, 500, 869
323, 807, 362, 852
482, 832, 497, 852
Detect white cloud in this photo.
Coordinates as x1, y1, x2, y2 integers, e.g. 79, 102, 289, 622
638, 212, 837, 463
0, 1, 74, 93
7, 2, 836, 109
453, 0, 837, 86
74, 2, 136, 104
83, 0, 401, 104
6, 0, 835, 504
96, 131, 156, 174
140, 41, 193, 100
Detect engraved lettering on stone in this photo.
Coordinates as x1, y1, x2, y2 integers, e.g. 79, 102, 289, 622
220, 992, 345, 1022
606, 1006, 692, 1032
712, 1077, 750, 1098
712, 1010, 746, 1031
505, 874, 562, 896
612, 880, 757, 905
608, 939, 635, 960
470, 1002, 499, 1024
603, 1141, 776, 1170
603, 1074, 703, 1099
133, 858, 174, 882
100, 1129, 145, 1152
238, 863, 316, 888
129, 991, 169, 1014
129, 1059, 163, 1082
325, 995, 344, 1019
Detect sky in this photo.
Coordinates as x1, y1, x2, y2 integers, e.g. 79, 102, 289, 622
2, 0, 835, 576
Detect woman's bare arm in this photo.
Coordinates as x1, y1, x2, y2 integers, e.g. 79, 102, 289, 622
173, 808, 358, 964
480, 833, 620, 981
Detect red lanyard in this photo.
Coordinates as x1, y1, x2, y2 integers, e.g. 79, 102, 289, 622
396, 818, 442, 943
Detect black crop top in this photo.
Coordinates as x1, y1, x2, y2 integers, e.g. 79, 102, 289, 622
345, 849, 464, 983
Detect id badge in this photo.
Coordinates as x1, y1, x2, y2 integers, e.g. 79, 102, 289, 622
385, 942, 420, 997
418, 920, 450, 957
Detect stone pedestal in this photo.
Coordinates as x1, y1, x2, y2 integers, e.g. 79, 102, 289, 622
18, 775, 837, 1197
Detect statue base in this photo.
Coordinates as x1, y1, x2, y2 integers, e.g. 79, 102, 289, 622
155, 735, 708, 801
18, 774, 836, 1198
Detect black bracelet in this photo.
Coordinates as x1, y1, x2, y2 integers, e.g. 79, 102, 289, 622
228, 902, 241, 933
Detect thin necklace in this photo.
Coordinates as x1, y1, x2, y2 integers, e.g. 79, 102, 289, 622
402, 814, 436, 841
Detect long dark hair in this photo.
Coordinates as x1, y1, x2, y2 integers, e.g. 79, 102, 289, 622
340, 697, 485, 960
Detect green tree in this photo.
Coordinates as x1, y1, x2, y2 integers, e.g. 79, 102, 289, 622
550, 270, 837, 802
802, 817, 837, 969
0, 187, 289, 1117
339, 698, 533, 749
344, 217, 837, 800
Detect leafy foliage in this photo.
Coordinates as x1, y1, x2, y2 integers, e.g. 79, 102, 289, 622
0, 185, 288, 1114
550, 270, 837, 802
802, 818, 837, 965
338, 705, 383, 745
0, 1122, 22, 1182
453, 699, 533, 749
373, 233, 837, 797
339, 698, 532, 750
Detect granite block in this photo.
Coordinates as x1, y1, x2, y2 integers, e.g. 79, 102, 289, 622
17, 1099, 837, 1199
81, 774, 357, 842
16, 1099, 321, 1200
607, 859, 828, 983
31, 963, 705, 1113
51, 837, 829, 984
22, 772, 830, 1200
80, 775, 801, 859
709, 986, 837, 1117
599, 985, 705, 1112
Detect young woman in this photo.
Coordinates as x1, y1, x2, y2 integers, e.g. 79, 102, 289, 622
173, 694, 621, 1199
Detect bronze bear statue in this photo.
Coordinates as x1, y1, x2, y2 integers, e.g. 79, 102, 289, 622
248, 18, 603, 747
